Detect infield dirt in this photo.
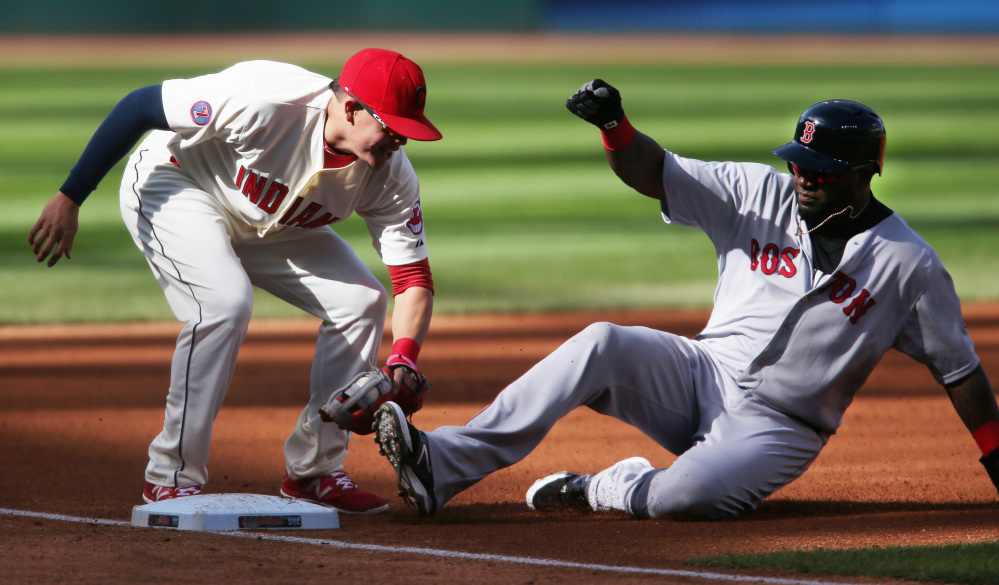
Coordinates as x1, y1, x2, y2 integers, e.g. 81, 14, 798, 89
3, 307, 999, 585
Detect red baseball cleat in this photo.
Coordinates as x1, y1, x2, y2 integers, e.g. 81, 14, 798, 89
142, 482, 203, 503
280, 470, 389, 514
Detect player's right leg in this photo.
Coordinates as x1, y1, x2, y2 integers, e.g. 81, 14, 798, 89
516, 328, 826, 520
397, 322, 719, 511
120, 142, 254, 495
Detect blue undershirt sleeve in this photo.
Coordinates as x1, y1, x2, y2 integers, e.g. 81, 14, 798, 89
59, 84, 170, 205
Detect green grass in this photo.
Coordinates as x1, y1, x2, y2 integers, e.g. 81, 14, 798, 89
692, 541, 999, 585
3, 61, 998, 322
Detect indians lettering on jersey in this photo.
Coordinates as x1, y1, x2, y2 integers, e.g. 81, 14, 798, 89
234, 165, 340, 229
235, 165, 290, 214
277, 196, 341, 228
749, 238, 875, 324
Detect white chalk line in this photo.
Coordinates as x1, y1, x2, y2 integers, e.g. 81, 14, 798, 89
2, 507, 857, 585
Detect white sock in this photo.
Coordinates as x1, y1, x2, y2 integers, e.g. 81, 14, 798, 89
586, 456, 656, 514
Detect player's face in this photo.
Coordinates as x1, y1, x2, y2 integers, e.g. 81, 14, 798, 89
791, 164, 872, 225
326, 96, 409, 170
350, 108, 408, 170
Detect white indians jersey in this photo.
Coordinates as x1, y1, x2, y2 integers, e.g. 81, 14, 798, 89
661, 152, 979, 431
146, 60, 427, 266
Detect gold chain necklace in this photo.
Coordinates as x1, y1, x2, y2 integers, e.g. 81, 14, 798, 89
796, 194, 871, 236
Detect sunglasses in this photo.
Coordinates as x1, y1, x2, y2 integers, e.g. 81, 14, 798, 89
346, 89, 401, 138
788, 163, 847, 183
788, 162, 873, 184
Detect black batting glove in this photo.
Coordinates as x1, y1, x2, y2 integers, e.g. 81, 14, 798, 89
566, 79, 624, 130
982, 449, 999, 495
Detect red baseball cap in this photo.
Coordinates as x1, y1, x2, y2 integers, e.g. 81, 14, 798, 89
339, 48, 442, 142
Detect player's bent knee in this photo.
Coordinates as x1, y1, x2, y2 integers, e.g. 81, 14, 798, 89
200, 287, 255, 327
323, 281, 387, 328
576, 322, 624, 353
580, 321, 616, 338
355, 283, 388, 320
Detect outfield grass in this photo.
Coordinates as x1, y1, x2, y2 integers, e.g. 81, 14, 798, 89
692, 541, 999, 585
3, 60, 998, 323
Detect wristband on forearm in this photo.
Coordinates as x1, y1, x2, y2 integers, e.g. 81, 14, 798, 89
386, 337, 420, 370
601, 115, 637, 151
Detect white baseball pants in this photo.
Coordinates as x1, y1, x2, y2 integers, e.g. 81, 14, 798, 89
121, 146, 386, 489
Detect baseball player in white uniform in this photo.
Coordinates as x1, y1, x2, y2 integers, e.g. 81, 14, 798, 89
373, 79, 999, 519
30, 49, 441, 513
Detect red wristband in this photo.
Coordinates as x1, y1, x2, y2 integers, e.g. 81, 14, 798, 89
387, 337, 421, 370
973, 421, 999, 456
601, 115, 637, 151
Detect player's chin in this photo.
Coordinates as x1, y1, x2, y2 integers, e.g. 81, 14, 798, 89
368, 148, 395, 170
795, 202, 823, 224
797, 206, 833, 226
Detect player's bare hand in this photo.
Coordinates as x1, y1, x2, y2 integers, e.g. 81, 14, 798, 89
387, 362, 418, 391
566, 79, 624, 130
29, 192, 80, 267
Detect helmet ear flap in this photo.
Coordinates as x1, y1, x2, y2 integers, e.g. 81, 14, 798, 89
874, 136, 885, 175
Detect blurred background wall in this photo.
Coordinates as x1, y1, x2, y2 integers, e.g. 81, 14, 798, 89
1, 0, 998, 34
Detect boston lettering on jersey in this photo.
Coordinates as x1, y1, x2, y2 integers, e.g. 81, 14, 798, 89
234, 165, 340, 228
749, 239, 799, 278
816, 271, 876, 324
750, 238, 875, 324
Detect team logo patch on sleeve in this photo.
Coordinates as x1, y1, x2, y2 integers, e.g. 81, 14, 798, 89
190, 101, 213, 126
406, 201, 424, 235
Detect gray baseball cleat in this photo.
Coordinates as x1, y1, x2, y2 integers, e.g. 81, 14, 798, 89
526, 471, 593, 512
374, 401, 438, 516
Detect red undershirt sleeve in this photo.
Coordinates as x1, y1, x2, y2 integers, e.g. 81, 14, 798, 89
387, 258, 434, 296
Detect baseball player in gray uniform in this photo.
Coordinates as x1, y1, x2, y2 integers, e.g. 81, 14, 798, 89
373, 79, 999, 519
30, 49, 441, 513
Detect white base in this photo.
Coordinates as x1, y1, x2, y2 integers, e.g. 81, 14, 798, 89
130, 493, 339, 531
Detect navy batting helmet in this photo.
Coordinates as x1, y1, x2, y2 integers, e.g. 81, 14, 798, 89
773, 100, 886, 174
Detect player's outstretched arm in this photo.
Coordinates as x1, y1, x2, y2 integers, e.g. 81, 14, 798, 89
944, 364, 999, 494
29, 85, 170, 267
566, 79, 665, 201
604, 131, 666, 202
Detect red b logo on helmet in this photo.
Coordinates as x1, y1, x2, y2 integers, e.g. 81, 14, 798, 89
801, 121, 815, 144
